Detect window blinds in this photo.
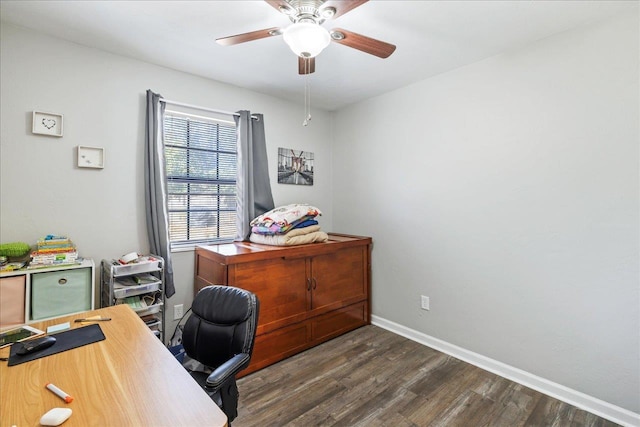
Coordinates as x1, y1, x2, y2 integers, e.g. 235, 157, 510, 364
163, 113, 237, 246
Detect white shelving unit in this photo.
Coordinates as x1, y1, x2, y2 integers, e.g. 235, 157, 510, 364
100, 255, 165, 341
0, 259, 95, 328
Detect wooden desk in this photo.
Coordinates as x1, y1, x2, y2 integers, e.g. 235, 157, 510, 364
0, 305, 227, 427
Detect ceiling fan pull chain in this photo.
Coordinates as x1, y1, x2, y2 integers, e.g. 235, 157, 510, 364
306, 72, 312, 124
303, 56, 312, 126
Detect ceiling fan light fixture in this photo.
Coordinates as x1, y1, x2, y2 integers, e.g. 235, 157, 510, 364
321, 7, 336, 19
330, 30, 345, 41
279, 5, 294, 15
283, 22, 330, 58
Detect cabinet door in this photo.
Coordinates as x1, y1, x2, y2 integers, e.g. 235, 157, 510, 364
311, 246, 367, 312
231, 257, 308, 333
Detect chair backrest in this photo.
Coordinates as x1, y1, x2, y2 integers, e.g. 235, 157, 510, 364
182, 285, 259, 369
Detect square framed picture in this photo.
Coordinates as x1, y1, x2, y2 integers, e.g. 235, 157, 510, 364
277, 147, 314, 186
77, 146, 105, 169
32, 111, 63, 137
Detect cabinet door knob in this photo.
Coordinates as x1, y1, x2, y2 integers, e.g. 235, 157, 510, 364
58, 278, 67, 285
312, 277, 317, 290
306, 277, 312, 291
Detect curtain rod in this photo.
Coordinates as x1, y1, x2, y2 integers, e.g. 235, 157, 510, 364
159, 98, 258, 120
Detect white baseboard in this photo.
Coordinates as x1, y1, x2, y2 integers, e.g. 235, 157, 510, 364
371, 315, 640, 427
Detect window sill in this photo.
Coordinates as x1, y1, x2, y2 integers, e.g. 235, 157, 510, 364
170, 245, 196, 253
170, 239, 235, 253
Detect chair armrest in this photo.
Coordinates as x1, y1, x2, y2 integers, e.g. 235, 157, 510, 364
205, 353, 251, 391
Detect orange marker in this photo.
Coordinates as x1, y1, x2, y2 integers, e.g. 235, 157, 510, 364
45, 383, 74, 403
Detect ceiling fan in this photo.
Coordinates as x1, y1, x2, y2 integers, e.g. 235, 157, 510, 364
216, 0, 396, 75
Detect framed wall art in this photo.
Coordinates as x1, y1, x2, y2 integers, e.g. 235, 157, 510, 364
77, 146, 105, 169
32, 111, 63, 137
277, 147, 314, 186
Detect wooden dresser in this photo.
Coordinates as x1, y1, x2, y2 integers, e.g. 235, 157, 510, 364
194, 233, 372, 376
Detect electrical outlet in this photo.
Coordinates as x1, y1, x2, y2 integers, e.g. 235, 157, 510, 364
421, 295, 430, 311
173, 304, 184, 320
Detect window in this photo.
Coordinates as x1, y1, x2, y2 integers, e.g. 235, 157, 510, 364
163, 109, 237, 248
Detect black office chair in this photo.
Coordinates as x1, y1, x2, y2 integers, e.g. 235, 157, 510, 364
182, 285, 259, 424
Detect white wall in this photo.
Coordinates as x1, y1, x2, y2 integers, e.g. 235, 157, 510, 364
333, 12, 639, 414
0, 23, 334, 337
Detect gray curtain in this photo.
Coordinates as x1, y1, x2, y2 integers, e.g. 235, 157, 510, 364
235, 111, 275, 241
144, 89, 175, 298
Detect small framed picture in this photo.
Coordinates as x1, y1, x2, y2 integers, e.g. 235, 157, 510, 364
77, 146, 105, 169
32, 111, 63, 137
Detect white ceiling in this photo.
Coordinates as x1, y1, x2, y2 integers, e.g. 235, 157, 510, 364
0, 0, 635, 111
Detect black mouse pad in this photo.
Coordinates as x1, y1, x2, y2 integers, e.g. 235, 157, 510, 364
8, 324, 105, 366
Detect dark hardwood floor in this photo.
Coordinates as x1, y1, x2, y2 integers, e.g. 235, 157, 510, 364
235, 325, 619, 427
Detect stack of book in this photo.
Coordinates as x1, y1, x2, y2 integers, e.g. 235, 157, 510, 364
29, 235, 78, 268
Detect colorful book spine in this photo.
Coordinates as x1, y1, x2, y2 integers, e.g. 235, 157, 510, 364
31, 251, 78, 264
34, 246, 77, 254
37, 238, 72, 246
26, 261, 80, 270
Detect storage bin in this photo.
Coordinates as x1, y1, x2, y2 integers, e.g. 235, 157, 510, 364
110, 260, 162, 277
0, 275, 26, 327
31, 267, 92, 320
113, 281, 161, 299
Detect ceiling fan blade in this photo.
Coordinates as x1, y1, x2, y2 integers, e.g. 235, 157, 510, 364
321, 1, 369, 19
298, 56, 316, 75
330, 28, 396, 58
216, 27, 282, 46
264, 1, 291, 14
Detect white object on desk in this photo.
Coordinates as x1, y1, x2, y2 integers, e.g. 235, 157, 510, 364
47, 322, 70, 334
39, 408, 72, 426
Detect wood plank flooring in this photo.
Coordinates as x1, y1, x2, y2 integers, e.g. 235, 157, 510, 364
235, 325, 619, 427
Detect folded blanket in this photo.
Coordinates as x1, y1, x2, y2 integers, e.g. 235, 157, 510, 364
252, 217, 318, 235
250, 204, 322, 234
293, 219, 318, 229
249, 225, 328, 246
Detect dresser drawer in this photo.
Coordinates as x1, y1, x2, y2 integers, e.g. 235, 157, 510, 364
0, 275, 26, 327
31, 268, 92, 320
